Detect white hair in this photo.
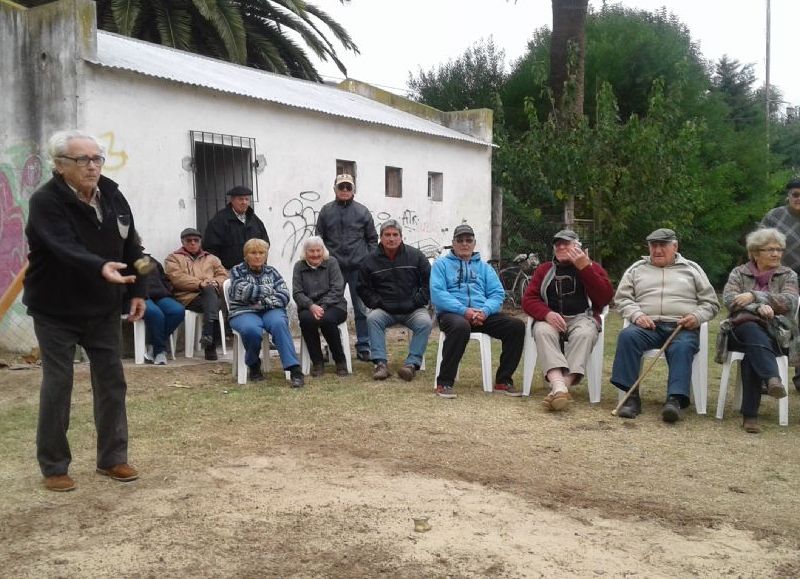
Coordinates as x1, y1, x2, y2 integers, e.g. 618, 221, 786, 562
48, 130, 105, 162
300, 236, 330, 261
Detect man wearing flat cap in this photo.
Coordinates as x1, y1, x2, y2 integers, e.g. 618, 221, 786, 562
165, 228, 228, 360
316, 174, 378, 362
522, 229, 613, 411
611, 228, 719, 422
430, 224, 525, 398
761, 178, 800, 390
204, 186, 269, 270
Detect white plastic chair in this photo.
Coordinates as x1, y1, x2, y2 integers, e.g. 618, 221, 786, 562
522, 306, 608, 402
620, 319, 709, 415
122, 315, 175, 364
184, 309, 227, 358
299, 322, 353, 375
715, 349, 790, 427
433, 332, 493, 393
223, 279, 289, 385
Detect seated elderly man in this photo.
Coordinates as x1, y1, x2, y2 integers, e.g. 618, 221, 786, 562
430, 224, 525, 398
522, 229, 613, 411
358, 219, 432, 381
165, 227, 228, 360
612, 228, 719, 422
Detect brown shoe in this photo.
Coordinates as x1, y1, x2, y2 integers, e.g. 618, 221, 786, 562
44, 474, 76, 492
743, 417, 761, 434
311, 362, 325, 377
542, 390, 572, 411
335, 362, 349, 376
766, 377, 787, 399
373, 362, 390, 380
397, 364, 417, 382
96, 463, 139, 482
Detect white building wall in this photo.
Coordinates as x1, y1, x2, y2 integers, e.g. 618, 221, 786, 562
82, 67, 493, 282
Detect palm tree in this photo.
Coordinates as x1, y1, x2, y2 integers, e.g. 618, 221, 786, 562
94, 0, 359, 81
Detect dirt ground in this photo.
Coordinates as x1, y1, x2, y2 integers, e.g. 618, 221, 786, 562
2, 327, 800, 578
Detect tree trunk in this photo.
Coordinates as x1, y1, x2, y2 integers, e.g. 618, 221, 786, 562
549, 0, 588, 121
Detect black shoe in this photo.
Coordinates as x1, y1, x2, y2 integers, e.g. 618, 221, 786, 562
290, 370, 305, 388
356, 351, 371, 362
661, 397, 681, 423
311, 362, 325, 377
199, 333, 214, 349
248, 364, 265, 382
792, 372, 800, 393
204, 346, 218, 361
616, 391, 641, 419
335, 362, 349, 376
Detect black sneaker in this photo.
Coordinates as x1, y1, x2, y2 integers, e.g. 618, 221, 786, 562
335, 362, 349, 376
311, 363, 325, 377
356, 351, 371, 362
204, 346, 218, 361
436, 384, 456, 399
494, 382, 523, 397
661, 396, 681, 423
248, 364, 265, 382
199, 334, 214, 349
616, 390, 641, 419
290, 370, 305, 388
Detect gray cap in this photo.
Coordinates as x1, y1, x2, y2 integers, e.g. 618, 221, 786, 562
180, 227, 202, 239
552, 229, 579, 243
226, 186, 253, 197
453, 224, 475, 238
646, 228, 677, 242
379, 219, 402, 234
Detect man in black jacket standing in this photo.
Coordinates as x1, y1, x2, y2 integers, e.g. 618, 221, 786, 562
24, 130, 145, 492
316, 174, 378, 361
358, 219, 432, 381
204, 186, 269, 270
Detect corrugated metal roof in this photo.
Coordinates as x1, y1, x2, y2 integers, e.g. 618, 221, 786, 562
88, 32, 492, 147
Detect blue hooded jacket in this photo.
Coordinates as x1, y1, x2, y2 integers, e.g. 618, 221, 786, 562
430, 250, 505, 316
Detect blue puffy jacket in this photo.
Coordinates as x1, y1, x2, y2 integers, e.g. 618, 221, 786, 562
430, 250, 505, 316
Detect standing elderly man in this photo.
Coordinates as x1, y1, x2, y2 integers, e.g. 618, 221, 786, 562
761, 177, 800, 390
611, 228, 719, 422
204, 186, 269, 270
165, 228, 228, 360
522, 229, 613, 410
430, 224, 526, 398
316, 174, 378, 362
24, 130, 145, 491
358, 220, 432, 381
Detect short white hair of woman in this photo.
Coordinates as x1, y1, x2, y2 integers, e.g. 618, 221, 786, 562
300, 236, 330, 261
746, 228, 786, 259
48, 130, 105, 162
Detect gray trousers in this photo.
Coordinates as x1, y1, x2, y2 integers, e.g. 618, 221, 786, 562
33, 312, 129, 477
533, 314, 598, 382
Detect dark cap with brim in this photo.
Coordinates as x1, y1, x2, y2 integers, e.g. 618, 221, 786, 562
552, 229, 579, 243
180, 227, 202, 239
646, 228, 677, 242
453, 224, 475, 238
227, 186, 253, 197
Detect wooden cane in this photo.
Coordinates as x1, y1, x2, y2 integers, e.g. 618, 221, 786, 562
611, 323, 684, 416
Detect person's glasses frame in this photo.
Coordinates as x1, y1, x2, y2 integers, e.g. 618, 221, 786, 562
337, 183, 353, 191
789, 191, 800, 199
758, 247, 785, 254
58, 155, 106, 167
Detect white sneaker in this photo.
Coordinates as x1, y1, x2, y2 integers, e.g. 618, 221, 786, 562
143, 345, 154, 364
154, 352, 167, 366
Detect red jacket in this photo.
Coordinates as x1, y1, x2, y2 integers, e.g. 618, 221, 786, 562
522, 260, 613, 328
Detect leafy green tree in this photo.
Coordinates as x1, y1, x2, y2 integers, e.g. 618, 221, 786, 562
94, 0, 358, 81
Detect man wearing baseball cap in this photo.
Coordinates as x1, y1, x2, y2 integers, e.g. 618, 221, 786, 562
761, 177, 800, 390
204, 186, 269, 270
611, 228, 719, 422
430, 224, 525, 398
315, 174, 378, 361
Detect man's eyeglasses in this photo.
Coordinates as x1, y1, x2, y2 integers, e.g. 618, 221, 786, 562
58, 155, 106, 167
454, 237, 475, 244
337, 183, 353, 191
758, 247, 785, 254
789, 191, 800, 199
183, 238, 201, 244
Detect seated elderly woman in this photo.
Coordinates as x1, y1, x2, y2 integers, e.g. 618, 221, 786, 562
292, 236, 349, 377
718, 227, 799, 433
228, 239, 304, 387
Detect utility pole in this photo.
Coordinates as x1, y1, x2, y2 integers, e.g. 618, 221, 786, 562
765, 0, 771, 157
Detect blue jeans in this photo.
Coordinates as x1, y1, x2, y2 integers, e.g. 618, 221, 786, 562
343, 269, 370, 354
229, 308, 299, 370
366, 307, 432, 367
143, 297, 185, 355
611, 322, 699, 401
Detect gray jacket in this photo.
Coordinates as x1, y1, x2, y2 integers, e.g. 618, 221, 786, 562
292, 256, 347, 313
315, 199, 378, 270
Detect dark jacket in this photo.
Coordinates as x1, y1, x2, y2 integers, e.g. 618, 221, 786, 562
204, 204, 269, 270
143, 255, 173, 301
292, 256, 347, 313
23, 173, 145, 318
315, 199, 378, 270
358, 243, 430, 315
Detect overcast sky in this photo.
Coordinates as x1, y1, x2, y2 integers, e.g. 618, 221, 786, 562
313, 0, 799, 109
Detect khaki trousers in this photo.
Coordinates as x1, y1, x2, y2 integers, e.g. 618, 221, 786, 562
533, 314, 598, 381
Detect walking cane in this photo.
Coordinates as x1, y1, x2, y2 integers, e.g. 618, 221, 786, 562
611, 324, 684, 416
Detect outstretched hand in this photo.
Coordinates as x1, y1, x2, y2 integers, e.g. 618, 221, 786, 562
102, 262, 136, 284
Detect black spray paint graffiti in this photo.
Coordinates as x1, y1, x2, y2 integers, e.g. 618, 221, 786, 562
282, 191, 320, 260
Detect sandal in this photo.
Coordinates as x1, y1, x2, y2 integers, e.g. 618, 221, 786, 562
742, 417, 761, 434
542, 390, 572, 412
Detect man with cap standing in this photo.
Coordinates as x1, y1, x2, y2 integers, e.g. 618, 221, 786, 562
316, 174, 378, 361
430, 224, 526, 398
761, 178, 800, 390
357, 219, 432, 381
611, 228, 719, 422
165, 228, 229, 360
522, 229, 613, 410
204, 186, 269, 270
